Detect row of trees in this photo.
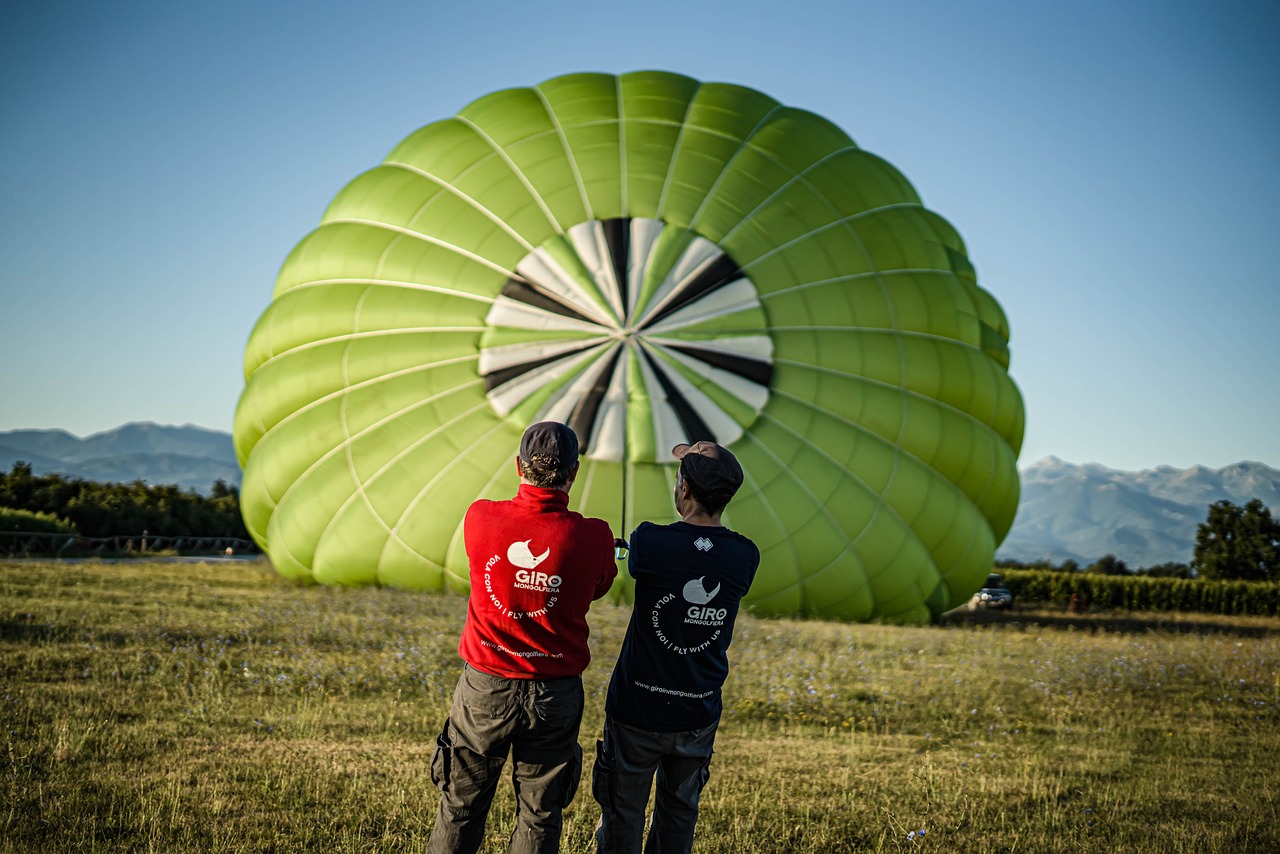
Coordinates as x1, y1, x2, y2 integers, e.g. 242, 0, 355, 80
997, 499, 1280, 582
0, 462, 249, 540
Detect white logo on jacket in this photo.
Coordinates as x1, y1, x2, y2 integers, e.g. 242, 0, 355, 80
682, 576, 721, 605
694, 537, 713, 552
682, 576, 726, 626
508, 539, 550, 569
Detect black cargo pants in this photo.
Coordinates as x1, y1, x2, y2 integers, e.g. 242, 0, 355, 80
591, 717, 717, 854
428, 663, 585, 854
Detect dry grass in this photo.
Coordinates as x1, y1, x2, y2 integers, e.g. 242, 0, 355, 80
3, 559, 1278, 852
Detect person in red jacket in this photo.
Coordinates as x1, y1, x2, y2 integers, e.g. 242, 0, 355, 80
428, 421, 618, 854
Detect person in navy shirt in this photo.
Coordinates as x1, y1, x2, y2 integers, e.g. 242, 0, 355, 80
593, 441, 760, 853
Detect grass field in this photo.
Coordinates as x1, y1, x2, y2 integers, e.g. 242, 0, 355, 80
3, 559, 1278, 852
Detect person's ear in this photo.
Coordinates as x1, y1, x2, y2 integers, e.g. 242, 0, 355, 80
514, 455, 524, 479
566, 462, 580, 485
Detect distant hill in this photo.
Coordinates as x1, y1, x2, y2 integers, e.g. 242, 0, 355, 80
998, 457, 1280, 568
0, 423, 240, 495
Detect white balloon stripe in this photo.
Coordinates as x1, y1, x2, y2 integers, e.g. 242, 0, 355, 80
479, 335, 613, 374
642, 279, 761, 334
567, 221, 625, 322
645, 334, 773, 361
636, 340, 743, 446
632, 344, 688, 455
535, 342, 623, 426
515, 248, 621, 327
487, 345, 612, 417
587, 352, 629, 462
626, 218, 663, 322
651, 343, 769, 412
486, 296, 615, 335
630, 236, 725, 329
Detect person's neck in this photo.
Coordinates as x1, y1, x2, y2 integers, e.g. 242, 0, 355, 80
520, 479, 571, 496
680, 509, 722, 527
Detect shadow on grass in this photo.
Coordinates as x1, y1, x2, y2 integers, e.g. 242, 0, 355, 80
0, 614, 135, 646
938, 607, 1280, 638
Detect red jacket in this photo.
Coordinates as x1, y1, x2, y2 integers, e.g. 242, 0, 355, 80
458, 483, 617, 679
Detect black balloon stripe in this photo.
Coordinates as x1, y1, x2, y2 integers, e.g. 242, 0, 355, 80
640, 347, 716, 445
602, 218, 630, 321
566, 344, 624, 454
481, 341, 604, 392
639, 253, 743, 330
501, 277, 600, 325
664, 343, 774, 386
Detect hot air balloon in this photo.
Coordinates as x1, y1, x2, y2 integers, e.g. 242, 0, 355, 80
234, 71, 1024, 623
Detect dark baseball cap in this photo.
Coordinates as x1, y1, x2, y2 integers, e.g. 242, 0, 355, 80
520, 421, 579, 468
672, 441, 743, 497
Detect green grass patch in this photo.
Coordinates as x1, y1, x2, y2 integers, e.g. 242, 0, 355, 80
3, 559, 1279, 852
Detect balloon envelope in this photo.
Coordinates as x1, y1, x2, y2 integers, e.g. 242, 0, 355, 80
235, 71, 1024, 623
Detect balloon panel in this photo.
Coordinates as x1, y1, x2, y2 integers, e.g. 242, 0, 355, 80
235, 71, 1024, 622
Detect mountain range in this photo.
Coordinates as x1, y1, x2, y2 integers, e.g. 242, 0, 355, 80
0, 423, 241, 495
2, 424, 1276, 566
996, 456, 1280, 568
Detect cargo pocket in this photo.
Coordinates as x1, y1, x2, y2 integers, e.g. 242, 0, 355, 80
590, 738, 615, 812
558, 742, 583, 808
696, 750, 713, 794
430, 720, 452, 793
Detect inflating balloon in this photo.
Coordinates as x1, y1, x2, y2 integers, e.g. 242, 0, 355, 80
235, 71, 1024, 623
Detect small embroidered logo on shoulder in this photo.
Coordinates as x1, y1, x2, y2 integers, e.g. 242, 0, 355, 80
694, 537, 713, 552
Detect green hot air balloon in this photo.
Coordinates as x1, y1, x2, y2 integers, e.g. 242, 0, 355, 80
235, 71, 1024, 623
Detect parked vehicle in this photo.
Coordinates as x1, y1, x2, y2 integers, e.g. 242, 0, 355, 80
968, 573, 1014, 610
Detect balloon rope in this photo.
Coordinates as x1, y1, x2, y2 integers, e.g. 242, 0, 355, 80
621, 347, 630, 542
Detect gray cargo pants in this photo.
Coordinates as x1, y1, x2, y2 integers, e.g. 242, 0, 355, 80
428, 664, 585, 854
591, 718, 718, 854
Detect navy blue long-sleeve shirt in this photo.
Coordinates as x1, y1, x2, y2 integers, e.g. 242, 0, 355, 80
605, 520, 759, 732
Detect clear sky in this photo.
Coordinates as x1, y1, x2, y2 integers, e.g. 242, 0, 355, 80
2, 0, 1277, 471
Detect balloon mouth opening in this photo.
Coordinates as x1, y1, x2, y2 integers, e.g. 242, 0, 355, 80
478, 217, 773, 463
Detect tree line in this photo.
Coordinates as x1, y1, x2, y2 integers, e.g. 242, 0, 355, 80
0, 461, 249, 540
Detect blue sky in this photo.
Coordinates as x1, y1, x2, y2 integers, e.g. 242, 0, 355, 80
2, 0, 1277, 471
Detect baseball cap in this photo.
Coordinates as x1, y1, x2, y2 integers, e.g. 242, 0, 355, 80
520, 421, 579, 468
672, 441, 743, 497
